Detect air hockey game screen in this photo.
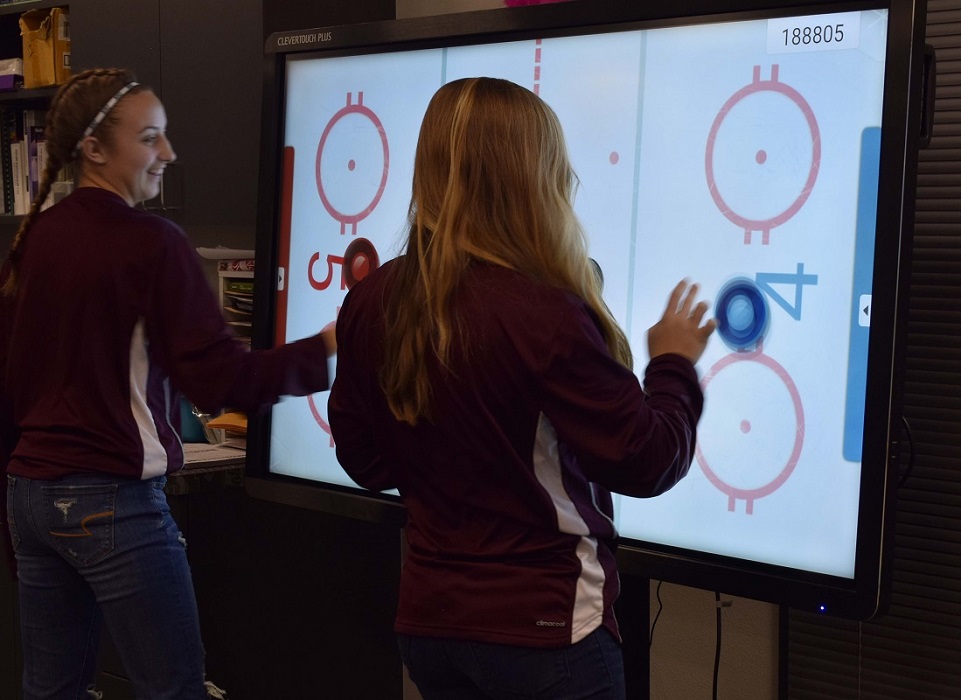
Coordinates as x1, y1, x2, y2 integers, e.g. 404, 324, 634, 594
247, 0, 927, 618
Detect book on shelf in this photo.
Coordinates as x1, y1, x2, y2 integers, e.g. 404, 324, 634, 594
23, 110, 44, 200
10, 139, 27, 215
0, 107, 16, 215
0, 108, 47, 216
27, 123, 45, 204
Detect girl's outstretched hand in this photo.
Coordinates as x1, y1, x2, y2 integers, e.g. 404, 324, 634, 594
647, 280, 716, 364
321, 324, 337, 357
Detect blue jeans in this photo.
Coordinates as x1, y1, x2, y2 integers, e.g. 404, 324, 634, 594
6, 474, 209, 700
398, 627, 626, 699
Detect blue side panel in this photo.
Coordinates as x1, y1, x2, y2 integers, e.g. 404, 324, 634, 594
843, 127, 881, 462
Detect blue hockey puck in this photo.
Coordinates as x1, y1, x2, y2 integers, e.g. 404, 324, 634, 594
716, 278, 769, 351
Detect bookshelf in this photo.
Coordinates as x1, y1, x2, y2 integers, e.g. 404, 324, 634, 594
214, 261, 254, 446
0, 85, 54, 103
0, 1, 67, 47
197, 247, 256, 345
219, 258, 255, 345
0, 2, 70, 253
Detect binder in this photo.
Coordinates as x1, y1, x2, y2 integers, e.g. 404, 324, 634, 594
0, 107, 16, 215
22, 109, 43, 201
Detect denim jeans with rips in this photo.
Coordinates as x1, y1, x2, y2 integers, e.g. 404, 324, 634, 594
6, 473, 209, 700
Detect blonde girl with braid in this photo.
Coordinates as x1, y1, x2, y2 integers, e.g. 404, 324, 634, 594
0, 68, 334, 699
328, 77, 714, 700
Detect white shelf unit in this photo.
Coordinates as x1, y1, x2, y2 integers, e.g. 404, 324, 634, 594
216, 257, 255, 345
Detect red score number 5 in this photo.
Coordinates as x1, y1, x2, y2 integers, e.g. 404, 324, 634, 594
308, 237, 380, 292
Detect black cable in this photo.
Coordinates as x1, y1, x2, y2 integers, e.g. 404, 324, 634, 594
713, 591, 722, 700
648, 579, 664, 648
898, 415, 915, 487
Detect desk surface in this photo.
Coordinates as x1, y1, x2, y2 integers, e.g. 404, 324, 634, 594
183, 442, 246, 468
168, 443, 246, 496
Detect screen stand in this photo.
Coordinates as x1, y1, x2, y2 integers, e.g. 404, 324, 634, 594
615, 572, 651, 699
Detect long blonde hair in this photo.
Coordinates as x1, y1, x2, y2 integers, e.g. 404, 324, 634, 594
1, 68, 145, 296
382, 77, 632, 425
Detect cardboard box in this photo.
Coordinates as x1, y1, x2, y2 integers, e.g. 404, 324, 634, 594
19, 7, 71, 89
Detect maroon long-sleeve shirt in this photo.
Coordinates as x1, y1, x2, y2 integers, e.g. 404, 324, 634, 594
328, 259, 703, 648
0, 187, 329, 481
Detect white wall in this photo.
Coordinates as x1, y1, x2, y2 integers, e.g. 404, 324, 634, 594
649, 583, 778, 700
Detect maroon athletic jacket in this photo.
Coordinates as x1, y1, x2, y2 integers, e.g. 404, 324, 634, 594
328, 259, 703, 648
0, 187, 329, 482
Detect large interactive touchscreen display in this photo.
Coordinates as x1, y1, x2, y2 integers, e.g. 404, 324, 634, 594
250, 0, 924, 618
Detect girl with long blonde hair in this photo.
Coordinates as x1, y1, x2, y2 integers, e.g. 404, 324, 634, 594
382, 77, 633, 425
329, 77, 714, 699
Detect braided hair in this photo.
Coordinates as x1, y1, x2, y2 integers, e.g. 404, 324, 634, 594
1, 68, 147, 296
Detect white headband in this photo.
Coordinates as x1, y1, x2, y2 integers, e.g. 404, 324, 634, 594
72, 81, 140, 156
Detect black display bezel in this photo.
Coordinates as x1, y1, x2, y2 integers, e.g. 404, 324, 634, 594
245, 0, 927, 620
